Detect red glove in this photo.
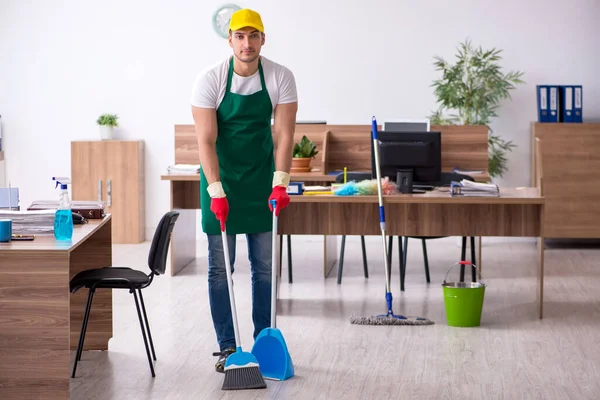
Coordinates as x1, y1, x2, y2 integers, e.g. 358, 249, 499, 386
269, 186, 290, 216
210, 197, 229, 231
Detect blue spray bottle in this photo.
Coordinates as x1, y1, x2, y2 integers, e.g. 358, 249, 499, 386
52, 177, 73, 240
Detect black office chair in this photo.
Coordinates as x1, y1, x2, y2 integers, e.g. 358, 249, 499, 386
335, 171, 371, 284
389, 172, 478, 291
69, 211, 179, 378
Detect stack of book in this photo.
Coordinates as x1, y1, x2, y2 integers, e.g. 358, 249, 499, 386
0, 210, 56, 234
166, 164, 200, 174
450, 180, 499, 197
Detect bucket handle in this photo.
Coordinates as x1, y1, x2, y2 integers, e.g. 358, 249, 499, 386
443, 261, 484, 285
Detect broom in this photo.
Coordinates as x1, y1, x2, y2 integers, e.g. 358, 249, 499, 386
350, 116, 434, 326
220, 228, 267, 390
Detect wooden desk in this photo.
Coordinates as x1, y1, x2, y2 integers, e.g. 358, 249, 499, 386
0, 216, 113, 400
279, 188, 546, 319
164, 122, 492, 275
161, 174, 546, 318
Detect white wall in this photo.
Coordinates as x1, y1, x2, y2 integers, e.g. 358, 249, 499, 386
1, 0, 599, 238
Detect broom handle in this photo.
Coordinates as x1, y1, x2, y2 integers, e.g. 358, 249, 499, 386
371, 117, 392, 298
221, 229, 242, 349
270, 200, 278, 329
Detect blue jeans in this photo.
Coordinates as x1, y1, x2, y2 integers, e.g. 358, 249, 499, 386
207, 231, 272, 351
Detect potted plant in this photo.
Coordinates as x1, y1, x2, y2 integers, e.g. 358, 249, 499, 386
428, 39, 525, 179
291, 135, 319, 172
96, 113, 119, 140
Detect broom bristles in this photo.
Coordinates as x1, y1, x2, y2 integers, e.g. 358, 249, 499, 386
222, 364, 267, 390
350, 315, 434, 326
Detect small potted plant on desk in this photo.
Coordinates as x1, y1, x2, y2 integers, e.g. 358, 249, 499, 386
291, 135, 319, 173
96, 113, 119, 140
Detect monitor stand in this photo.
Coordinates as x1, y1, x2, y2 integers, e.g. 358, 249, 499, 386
397, 169, 414, 193
396, 169, 430, 194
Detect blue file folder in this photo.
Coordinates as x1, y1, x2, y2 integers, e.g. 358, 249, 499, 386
573, 85, 583, 123
559, 85, 583, 123
559, 86, 574, 123
536, 85, 558, 123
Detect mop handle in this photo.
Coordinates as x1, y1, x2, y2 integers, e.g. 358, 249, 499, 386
372, 117, 385, 224
221, 229, 242, 349
371, 117, 392, 295
270, 199, 278, 329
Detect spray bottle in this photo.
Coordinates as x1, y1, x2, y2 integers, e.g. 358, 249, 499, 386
52, 177, 73, 240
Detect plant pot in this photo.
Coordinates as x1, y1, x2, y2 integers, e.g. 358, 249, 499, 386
99, 125, 113, 140
291, 157, 312, 173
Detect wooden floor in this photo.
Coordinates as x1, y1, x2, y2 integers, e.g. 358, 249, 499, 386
70, 235, 600, 399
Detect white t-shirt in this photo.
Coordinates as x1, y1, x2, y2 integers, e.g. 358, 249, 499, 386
190, 56, 297, 112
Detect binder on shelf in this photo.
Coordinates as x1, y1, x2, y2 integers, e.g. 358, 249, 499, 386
574, 85, 583, 123
559, 85, 573, 123
536, 85, 558, 123
559, 85, 583, 123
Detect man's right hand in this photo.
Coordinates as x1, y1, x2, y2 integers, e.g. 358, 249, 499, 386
210, 197, 229, 232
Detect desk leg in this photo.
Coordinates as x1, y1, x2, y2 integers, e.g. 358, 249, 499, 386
323, 235, 337, 278
169, 181, 198, 276
537, 206, 545, 319
477, 236, 483, 279
170, 209, 197, 276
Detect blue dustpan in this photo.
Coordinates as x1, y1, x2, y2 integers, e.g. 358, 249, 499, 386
251, 200, 295, 380
252, 327, 294, 380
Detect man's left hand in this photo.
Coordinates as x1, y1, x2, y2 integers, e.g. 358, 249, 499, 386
269, 186, 290, 216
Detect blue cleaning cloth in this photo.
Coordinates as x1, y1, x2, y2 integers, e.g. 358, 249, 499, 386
334, 182, 358, 196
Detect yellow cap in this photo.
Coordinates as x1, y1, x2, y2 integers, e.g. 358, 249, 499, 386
229, 8, 264, 32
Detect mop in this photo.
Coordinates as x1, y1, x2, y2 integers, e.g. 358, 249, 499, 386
350, 116, 434, 326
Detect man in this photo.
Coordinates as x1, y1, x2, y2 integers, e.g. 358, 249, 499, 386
190, 8, 298, 373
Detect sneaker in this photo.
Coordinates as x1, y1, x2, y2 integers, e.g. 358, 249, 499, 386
212, 348, 236, 373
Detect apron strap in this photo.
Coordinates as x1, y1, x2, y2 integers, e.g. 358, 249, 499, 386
257, 58, 267, 90
226, 57, 234, 92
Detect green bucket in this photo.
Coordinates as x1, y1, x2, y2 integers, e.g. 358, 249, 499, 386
442, 261, 486, 327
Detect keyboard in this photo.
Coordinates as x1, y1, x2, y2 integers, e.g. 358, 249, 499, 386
413, 184, 435, 191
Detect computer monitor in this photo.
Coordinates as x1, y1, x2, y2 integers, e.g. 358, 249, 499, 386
371, 130, 441, 193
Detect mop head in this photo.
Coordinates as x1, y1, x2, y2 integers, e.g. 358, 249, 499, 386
334, 178, 398, 196
350, 314, 434, 326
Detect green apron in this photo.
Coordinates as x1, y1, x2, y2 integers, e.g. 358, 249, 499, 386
200, 56, 275, 235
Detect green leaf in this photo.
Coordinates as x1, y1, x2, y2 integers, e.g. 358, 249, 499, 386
97, 113, 119, 127
428, 39, 525, 178
292, 135, 318, 158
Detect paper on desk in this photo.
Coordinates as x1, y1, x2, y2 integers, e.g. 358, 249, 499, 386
0, 209, 55, 234
304, 185, 330, 192
167, 164, 200, 174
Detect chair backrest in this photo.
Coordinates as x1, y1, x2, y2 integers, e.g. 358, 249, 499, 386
335, 171, 372, 183
148, 211, 180, 275
439, 172, 474, 185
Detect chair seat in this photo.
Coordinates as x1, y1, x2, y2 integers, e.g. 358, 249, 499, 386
407, 236, 446, 239
70, 267, 150, 292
